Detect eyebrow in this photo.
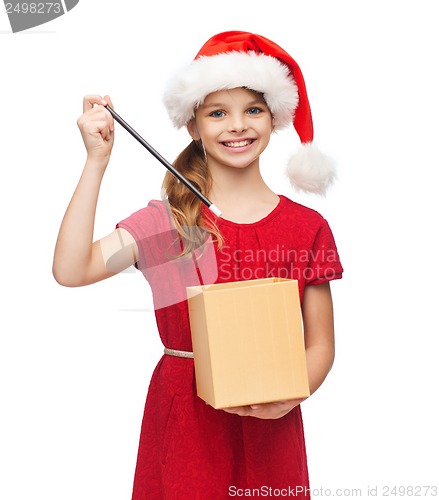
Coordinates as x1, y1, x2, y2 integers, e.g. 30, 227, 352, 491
202, 99, 266, 109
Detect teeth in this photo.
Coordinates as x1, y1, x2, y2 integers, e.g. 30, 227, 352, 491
224, 140, 251, 147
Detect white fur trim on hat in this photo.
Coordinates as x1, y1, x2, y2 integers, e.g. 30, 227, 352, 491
286, 143, 337, 196
163, 51, 298, 130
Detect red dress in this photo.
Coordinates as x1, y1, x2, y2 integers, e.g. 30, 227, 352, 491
117, 195, 343, 499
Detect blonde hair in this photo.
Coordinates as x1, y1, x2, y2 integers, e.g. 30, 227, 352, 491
162, 139, 223, 255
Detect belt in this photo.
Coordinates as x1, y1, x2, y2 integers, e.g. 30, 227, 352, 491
164, 347, 194, 359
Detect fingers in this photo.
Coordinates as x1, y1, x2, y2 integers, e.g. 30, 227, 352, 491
222, 399, 304, 419
222, 405, 253, 417
77, 94, 116, 156
102, 94, 115, 132
82, 94, 115, 132
79, 94, 115, 140
83, 94, 109, 113
102, 94, 114, 110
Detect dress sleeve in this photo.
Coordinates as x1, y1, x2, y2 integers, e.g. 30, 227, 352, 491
306, 219, 343, 286
115, 200, 218, 310
115, 200, 178, 274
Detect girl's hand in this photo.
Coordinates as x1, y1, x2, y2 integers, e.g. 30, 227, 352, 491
77, 94, 115, 161
222, 398, 306, 420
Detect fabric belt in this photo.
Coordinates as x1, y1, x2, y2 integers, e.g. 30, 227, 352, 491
164, 347, 194, 359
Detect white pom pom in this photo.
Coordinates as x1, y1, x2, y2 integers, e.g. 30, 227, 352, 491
286, 142, 337, 196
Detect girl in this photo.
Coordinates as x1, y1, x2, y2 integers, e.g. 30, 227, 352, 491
53, 31, 343, 499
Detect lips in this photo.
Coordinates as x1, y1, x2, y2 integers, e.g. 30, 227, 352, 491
222, 139, 254, 148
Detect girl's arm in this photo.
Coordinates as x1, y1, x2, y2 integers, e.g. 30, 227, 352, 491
223, 282, 335, 419
52, 95, 138, 287
301, 281, 335, 395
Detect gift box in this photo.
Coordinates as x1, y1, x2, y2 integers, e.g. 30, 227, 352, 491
186, 278, 310, 409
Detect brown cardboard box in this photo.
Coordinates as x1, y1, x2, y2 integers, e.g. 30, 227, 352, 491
186, 278, 309, 409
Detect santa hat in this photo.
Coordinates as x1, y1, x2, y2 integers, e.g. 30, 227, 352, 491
163, 30, 336, 195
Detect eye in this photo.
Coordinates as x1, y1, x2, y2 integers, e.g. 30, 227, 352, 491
247, 107, 262, 115
210, 110, 225, 118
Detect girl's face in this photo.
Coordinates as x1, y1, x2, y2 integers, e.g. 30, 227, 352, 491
187, 87, 274, 171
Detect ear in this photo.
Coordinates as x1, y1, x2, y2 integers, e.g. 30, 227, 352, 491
187, 119, 201, 141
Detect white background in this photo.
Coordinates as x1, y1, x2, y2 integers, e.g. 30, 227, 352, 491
1, 1, 438, 499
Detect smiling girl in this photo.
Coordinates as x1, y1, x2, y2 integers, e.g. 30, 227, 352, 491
186, 87, 278, 223
53, 31, 343, 499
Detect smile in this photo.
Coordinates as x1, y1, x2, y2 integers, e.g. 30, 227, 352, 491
223, 139, 254, 148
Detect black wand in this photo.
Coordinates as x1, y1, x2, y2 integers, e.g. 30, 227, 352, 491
105, 105, 222, 217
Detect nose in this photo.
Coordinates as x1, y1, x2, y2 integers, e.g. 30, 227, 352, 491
228, 113, 248, 134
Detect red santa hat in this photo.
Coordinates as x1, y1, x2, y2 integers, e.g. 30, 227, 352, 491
163, 30, 336, 195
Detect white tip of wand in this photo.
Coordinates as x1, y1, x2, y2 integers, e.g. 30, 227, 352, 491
209, 204, 222, 217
